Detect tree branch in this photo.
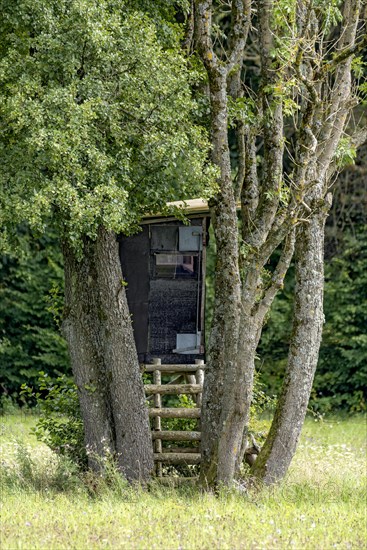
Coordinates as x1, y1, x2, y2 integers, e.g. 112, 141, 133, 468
253, 229, 296, 323
256, 212, 295, 266
240, 130, 259, 231
241, 1, 285, 250
258, 0, 273, 78
316, 0, 361, 183
316, 25, 367, 78
226, 0, 252, 74
194, 0, 217, 71
326, 126, 367, 182
182, 0, 195, 54
349, 126, 367, 150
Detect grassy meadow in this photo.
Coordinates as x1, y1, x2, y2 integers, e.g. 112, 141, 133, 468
1, 413, 366, 549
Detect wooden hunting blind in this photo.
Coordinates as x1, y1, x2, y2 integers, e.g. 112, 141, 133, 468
119, 199, 210, 365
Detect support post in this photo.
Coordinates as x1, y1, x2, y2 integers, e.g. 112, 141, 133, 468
195, 359, 205, 437
195, 359, 205, 407
152, 358, 162, 477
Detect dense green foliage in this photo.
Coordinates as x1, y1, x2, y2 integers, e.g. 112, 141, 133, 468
259, 225, 367, 413
21, 371, 86, 468
316, 226, 367, 412
0, 230, 69, 403
1, 222, 365, 413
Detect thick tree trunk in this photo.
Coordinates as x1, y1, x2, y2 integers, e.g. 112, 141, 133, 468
62, 227, 153, 482
199, 68, 242, 487
230, 318, 259, 476
251, 207, 328, 484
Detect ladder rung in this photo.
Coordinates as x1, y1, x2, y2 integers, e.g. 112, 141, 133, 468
144, 364, 205, 373
149, 408, 200, 418
154, 453, 201, 464
145, 384, 202, 395
152, 431, 201, 441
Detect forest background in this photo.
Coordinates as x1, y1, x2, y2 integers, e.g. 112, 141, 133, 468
0, 1, 366, 546
1, 142, 366, 416
0, 0, 366, 420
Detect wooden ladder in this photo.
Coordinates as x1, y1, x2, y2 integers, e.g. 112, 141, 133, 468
144, 358, 205, 477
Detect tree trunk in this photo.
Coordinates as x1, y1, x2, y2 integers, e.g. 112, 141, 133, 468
251, 206, 328, 484
62, 227, 153, 482
229, 317, 260, 477
199, 68, 242, 488
194, 0, 363, 489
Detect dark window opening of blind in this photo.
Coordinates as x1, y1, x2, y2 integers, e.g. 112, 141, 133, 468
154, 254, 198, 279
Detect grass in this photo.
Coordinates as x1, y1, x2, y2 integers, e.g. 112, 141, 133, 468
1, 413, 366, 549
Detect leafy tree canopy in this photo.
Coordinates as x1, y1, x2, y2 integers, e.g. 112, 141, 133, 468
0, 0, 215, 251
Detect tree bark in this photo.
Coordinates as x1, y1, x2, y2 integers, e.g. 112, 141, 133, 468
196, 0, 291, 488
251, 205, 328, 484
194, 0, 364, 488
251, 0, 362, 485
199, 67, 243, 487
62, 227, 153, 482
